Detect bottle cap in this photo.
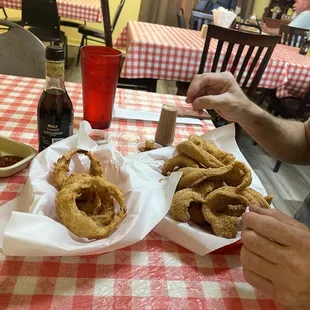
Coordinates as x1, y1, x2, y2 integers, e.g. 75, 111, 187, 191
46, 45, 64, 61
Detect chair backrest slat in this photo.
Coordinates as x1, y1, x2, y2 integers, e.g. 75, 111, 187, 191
221, 43, 234, 72
242, 46, 264, 88
230, 44, 244, 75
212, 40, 224, 72
199, 25, 280, 97
237, 46, 254, 84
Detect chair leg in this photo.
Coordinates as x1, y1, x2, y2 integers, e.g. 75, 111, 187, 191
273, 160, 282, 173
2, 7, 8, 19
76, 35, 85, 67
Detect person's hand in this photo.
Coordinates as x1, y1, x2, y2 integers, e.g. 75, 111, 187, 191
260, 22, 269, 33
186, 72, 254, 123
241, 205, 310, 309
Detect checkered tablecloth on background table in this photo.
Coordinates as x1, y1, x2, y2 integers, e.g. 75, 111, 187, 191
0, 74, 289, 310
115, 21, 310, 99
0, 0, 102, 22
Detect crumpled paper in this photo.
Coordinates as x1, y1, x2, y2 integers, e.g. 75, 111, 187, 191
127, 124, 267, 256
213, 7, 236, 28
0, 121, 181, 257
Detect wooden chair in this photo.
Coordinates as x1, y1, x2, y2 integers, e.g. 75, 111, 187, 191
197, 25, 280, 126
279, 24, 308, 48
190, 9, 213, 30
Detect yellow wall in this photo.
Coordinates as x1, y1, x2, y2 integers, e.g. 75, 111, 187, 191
252, 0, 270, 19
3, 0, 141, 45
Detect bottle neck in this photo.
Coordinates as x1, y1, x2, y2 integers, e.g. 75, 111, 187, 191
44, 60, 66, 92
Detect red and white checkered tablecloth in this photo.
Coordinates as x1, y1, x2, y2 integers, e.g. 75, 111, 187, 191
0, 0, 102, 22
115, 21, 310, 99
0, 74, 289, 310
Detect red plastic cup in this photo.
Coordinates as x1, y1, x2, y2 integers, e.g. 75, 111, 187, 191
81, 46, 122, 129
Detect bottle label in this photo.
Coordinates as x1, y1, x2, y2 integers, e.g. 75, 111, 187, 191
46, 61, 64, 79
38, 119, 73, 151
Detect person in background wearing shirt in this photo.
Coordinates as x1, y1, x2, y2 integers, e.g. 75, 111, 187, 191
262, 0, 310, 34
186, 71, 310, 310
195, 0, 238, 12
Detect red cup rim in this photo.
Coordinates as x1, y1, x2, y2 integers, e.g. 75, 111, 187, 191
81, 46, 122, 57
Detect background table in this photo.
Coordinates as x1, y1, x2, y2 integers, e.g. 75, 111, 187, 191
115, 21, 310, 99
0, 74, 288, 309
0, 0, 102, 22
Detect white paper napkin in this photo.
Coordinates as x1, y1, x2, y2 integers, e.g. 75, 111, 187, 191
0, 121, 181, 257
213, 7, 236, 28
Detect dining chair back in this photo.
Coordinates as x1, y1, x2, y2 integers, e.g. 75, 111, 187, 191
190, 9, 213, 30
177, 8, 185, 28
279, 24, 308, 48
21, 0, 68, 65
76, 0, 126, 65
0, 19, 45, 79
199, 24, 281, 97
22, 0, 60, 39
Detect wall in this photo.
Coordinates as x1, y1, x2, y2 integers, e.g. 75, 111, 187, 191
3, 0, 141, 45
252, 0, 270, 19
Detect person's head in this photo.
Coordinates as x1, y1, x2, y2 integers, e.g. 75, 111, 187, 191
294, 0, 310, 14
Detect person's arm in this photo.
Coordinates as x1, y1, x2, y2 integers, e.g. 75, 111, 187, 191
261, 22, 279, 35
186, 72, 310, 165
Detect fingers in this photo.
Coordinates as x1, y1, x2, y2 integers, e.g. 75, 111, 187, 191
240, 246, 278, 281
186, 72, 233, 103
191, 94, 232, 111
248, 205, 309, 231
241, 228, 286, 264
242, 210, 298, 246
243, 268, 276, 299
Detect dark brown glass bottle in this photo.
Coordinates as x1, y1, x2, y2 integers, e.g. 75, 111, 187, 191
37, 45, 74, 152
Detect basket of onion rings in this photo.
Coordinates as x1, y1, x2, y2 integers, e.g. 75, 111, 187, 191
0, 121, 181, 256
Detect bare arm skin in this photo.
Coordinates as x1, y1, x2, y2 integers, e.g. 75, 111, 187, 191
186, 72, 310, 165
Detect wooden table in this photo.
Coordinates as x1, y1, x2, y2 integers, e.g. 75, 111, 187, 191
115, 21, 310, 99
0, 0, 102, 22
0, 74, 290, 309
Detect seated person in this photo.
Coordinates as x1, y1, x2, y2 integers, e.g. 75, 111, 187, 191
262, 0, 310, 34
195, 0, 238, 12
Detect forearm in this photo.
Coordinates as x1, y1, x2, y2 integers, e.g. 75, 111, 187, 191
264, 27, 279, 35
238, 103, 310, 165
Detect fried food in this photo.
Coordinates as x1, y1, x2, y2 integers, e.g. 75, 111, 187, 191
56, 175, 126, 239
177, 140, 224, 168
51, 149, 104, 190
188, 203, 207, 226
162, 155, 199, 176
202, 204, 240, 238
208, 161, 252, 192
192, 181, 223, 197
166, 135, 274, 239
171, 189, 205, 222
222, 204, 246, 217
177, 165, 233, 190
189, 135, 235, 165
52, 149, 126, 240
